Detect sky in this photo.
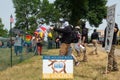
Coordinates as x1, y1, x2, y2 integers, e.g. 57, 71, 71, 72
0, 0, 120, 32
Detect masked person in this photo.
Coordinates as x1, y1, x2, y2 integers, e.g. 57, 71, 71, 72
50, 19, 72, 56
103, 23, 119, 74
81, 23, 88, 62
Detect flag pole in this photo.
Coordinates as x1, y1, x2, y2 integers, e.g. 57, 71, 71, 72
10, 14, 13, 67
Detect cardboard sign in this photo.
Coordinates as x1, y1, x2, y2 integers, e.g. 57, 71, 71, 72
105, 4, 116, 52
42, 56, 73, 79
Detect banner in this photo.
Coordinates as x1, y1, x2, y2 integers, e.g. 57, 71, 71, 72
42, 56, 73, 79
105, 4, 116, 52
25, 35, 32, 43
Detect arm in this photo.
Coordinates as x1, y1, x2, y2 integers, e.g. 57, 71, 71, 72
82, 36, 86, 43
102, 28, 106, 47
54, 26, 71, 33
114, 26, 119, 33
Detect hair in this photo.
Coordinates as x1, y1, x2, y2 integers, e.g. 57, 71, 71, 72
94, 29, 96, 32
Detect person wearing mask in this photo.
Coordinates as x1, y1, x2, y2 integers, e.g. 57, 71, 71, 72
73, 26, 85, 57
50, 19, 72, 56
36, 35, 43, 55
103, 23, 119, 74
81, 23, 88, 62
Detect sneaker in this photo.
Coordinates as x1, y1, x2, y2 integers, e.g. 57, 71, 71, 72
75, 62, 80, 66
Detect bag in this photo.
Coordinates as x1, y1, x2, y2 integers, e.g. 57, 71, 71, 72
71, 31, 80, 43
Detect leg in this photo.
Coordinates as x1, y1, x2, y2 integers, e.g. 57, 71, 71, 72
37, 46, 41, 55
94, 40, 98, 55
14, 46, 18, 56
71, 54, 80, 66
82, 44, 87, 62
107, 45, 114, 71
39, 46, 42, 55
112, 45, 118, 71
59, 43, 69, 56
68, 46, 80, 66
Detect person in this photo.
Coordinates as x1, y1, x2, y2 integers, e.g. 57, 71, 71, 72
14, 34, 24, 56
90, 29, 99, 55
55, 35, 60, 49
67, 44, 80, 66
73, 26, 85, 57
0, 41, 2, 48
31, 36, 37, 53
103, 23, 119, 74
81, 23, 88, 62
33, 32, 39, 55
36, 35, 43, 55
50, 20, 72, 56
47, 31, 53, 49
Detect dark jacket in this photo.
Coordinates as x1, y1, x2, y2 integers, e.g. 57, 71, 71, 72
54, 26, 72, 44
91, 32, 99, 40
82, 28, 88, 43
102, 25, 119, 47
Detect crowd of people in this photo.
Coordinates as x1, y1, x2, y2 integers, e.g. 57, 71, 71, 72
0, 18, 119, 74
49, 18, 119, 74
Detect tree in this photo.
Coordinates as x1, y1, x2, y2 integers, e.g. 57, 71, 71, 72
87, 0, 107, 27
0, 18, 8, 37
12, 0, 41, 33
38, 0, 60, 24
13, 0, 60, 34
54, 0, 107, 27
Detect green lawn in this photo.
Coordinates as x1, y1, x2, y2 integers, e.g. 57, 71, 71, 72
0, 45, 120, 80
0, 44, 49, 71
0, 47, 34, 71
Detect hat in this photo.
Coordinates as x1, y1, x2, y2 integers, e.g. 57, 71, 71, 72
75, 26, 80, 29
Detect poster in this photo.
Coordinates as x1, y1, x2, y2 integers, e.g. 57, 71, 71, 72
42, 56, 73, 79
105, 4, 116, 52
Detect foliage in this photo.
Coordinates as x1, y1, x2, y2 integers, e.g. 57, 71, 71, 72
87, 0, 107, 27
12, 0, 60, 34
38, 0, 60, 24
12, 0, 41, 34
13, 0, 107, 36
0, 18, 8, 37
54, 0, 107, 27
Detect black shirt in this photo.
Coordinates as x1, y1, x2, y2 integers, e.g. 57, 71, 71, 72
54, 26, 72, 44
91, 32, 99, 40
103, 25, 119, 47
82, 28, 88, 43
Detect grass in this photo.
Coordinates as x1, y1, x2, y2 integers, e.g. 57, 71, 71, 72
0, 44, 120, 80
116, 45, 120, 49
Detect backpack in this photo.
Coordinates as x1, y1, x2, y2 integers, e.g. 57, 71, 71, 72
71, 31, 80, 43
